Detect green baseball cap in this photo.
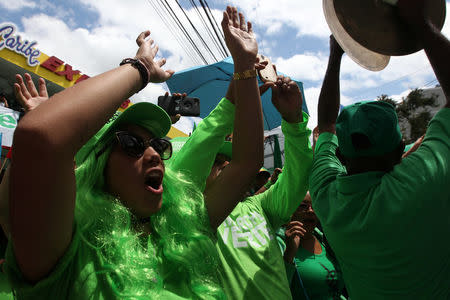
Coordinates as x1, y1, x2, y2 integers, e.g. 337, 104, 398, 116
75, 102, 171, 165
336, 101, 402, 158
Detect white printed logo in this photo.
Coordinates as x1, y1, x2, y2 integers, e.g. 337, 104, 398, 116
220, 212, 274, 248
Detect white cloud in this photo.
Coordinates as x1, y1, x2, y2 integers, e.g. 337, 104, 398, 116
304, 86, 320, 131
265, 22, 282, 35
228, 0, 330, 38
274, 52, 328, 81
0, 0, 35, 10
17, 1, 228, 135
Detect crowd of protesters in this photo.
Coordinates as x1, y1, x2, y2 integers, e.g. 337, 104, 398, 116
0, 1, 449, 299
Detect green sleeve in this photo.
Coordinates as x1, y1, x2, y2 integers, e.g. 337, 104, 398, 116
309, 132, 346, 205
259, 112, 313, 229
276, 228, 297, 283
382, 108, 450, 205
168, 98, 235, 191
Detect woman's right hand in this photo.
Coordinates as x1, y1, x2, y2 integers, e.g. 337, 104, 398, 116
221, 6, 258, 71
284, 221, 306, 263
134, 30, 174, 83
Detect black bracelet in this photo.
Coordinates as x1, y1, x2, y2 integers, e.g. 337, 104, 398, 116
119, 58, 149, 91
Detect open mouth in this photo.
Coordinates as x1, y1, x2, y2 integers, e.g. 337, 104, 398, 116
144, 170, 164, 194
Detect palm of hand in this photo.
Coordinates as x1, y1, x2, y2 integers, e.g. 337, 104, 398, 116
24, 96, 48, 112
227, 26, 257, 57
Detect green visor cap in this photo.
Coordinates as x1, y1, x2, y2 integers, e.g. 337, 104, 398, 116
75, 102, 171, 165
336, 101, 402, 158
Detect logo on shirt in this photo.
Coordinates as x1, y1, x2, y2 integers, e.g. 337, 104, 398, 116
220, 212, 274, 248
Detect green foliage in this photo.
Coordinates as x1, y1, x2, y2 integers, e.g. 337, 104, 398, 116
377, 89, 438, 144
377, 94, 397, 108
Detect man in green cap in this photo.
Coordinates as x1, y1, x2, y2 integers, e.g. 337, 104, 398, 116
310, 1, 450, 299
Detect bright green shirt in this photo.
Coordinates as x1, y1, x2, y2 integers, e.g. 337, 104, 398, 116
310, 108, 450, 300
171, 98, 313, 299
3, 225, 186, 299
277, 228, 345, 300
216, 116, 312, 300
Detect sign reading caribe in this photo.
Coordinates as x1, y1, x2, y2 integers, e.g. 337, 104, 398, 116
0, 22, 41, 66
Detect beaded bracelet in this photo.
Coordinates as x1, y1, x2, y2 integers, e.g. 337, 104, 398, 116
119, 58, 150, 91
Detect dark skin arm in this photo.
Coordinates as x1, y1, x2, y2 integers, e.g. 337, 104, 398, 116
317, 35, 344, 134
397, 0, 450, 107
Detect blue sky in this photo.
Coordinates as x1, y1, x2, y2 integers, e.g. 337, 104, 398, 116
1, 0, 449, 133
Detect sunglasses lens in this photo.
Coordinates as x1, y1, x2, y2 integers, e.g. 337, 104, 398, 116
117, 133, 143, 157
150, 139, 172, 160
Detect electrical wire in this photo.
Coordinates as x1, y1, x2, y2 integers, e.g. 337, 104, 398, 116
147, 0, 200, 65
189, 0, 227, 59
175, 0, 219, 63
348, 63, 433, 101
200, 0, 230, 57
160, 0, 209, 64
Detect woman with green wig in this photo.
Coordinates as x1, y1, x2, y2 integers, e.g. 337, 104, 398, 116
4, 6, 264, 299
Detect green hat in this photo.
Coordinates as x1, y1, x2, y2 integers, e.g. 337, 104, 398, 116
336, 101, 402, 158
75, 102, 171, 165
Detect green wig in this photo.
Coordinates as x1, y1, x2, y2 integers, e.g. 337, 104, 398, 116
74, 130, 225, 299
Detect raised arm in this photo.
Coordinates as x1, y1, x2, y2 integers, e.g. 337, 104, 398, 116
10, 30, 173, 281
317, 36, 344, 134
0, 74, 49, 238
258, 76, 313, 229
397, 0, 450, 107
204, 7, 264, 229
168, 97, 235, 191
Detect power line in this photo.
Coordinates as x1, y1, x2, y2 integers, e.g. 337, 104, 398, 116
175, 0, 220, 63
348, 63, 433, 101
147, 0, 200, 65
189, 0, 227, 59
200, 0, 230, 57
159, 0, 209, 64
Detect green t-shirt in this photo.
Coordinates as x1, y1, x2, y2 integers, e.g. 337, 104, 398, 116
310, 108, 450, 300
216, 116, 313, 300
3, 225, 186, 299
171, 97, 313, 299
277, 228, 345, 300
292, 240, 343, 300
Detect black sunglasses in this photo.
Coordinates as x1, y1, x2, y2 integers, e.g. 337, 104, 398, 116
96, 131, 172, 160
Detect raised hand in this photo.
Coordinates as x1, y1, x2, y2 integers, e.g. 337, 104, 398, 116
271, 75, 303, 123
135, 30, 174, 83
163, 91, 182, 124
221, 6, 258, 70
269, 168, 282, 184
14, 73, 49, 113
283, 220, 306, 263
